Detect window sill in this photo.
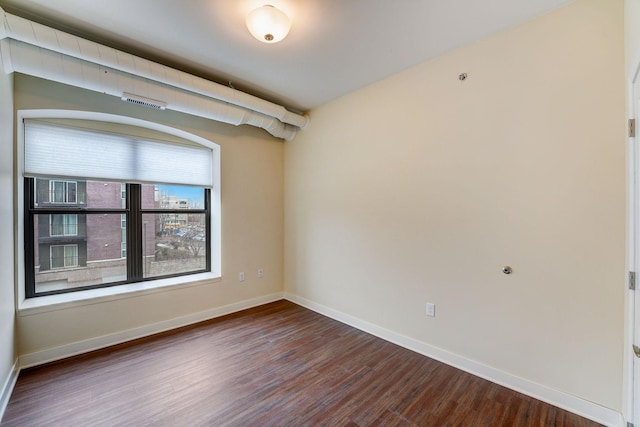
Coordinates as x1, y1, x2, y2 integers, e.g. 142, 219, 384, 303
18, 272, 222, 316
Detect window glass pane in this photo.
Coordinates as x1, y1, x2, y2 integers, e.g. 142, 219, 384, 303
50, 245, 64, 269
142, 213, 206, 278
51, 181, 64, 203
64, 245, 78, 266
84, 180, 126, 209
34, 178, 129, 209
33, 213, 127, 293
143, 184, 205, 210
67, 182, 77, 203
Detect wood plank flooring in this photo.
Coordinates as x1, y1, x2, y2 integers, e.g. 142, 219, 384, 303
1, 300, 601, 426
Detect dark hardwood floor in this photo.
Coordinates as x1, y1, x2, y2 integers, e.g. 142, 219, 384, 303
2, 300, 601, 426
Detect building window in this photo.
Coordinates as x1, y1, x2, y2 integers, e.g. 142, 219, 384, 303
121, 213, 127, 258
50, 214, 78, 236
121, 183, 126, 208
50, 244, 78, 269
23, 119, 216, 298
50, 180, 77, 204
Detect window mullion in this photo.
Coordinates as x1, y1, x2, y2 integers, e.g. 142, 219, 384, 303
205, 188, 211, 272
24, 178, 36, 298
127, 184, 144, 281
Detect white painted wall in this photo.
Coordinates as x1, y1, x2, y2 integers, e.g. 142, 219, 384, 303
14, 75, 284, 357
0, 66, 16, 413
285, 0, 625, 412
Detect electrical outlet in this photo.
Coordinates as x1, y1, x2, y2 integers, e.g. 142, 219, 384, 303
426, 303, 435, 317
258, 269, 264, 278
239, 272, 245, 282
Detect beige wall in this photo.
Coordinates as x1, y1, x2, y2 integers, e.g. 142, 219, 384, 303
0, 69, 16, 398
626, 0, 640, 76
14, 74, 284, 355
285, 0, 625, 411
625, 0, 640, 420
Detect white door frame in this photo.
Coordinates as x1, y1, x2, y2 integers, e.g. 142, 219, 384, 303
627, 55, 640, 426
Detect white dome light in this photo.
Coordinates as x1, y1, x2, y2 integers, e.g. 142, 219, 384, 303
246, 5, 291, 44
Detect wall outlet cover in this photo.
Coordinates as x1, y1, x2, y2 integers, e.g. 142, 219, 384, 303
426, 303, 435, 317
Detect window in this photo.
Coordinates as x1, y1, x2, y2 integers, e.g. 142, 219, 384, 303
50, 180, 77, 204
23, 119, 216, 298
50, 244, 78, 269
50, 214, 78, 236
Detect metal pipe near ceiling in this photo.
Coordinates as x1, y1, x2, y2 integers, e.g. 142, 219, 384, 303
0, 39, 299, 141
0, 7, 309, 141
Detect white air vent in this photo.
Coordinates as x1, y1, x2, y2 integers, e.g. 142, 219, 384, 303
121, 92, 167, 110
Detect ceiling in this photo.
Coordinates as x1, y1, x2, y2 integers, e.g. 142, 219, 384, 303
0, 0, 574, 113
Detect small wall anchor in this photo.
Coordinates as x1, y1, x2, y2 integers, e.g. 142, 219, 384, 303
502, 266, 512, 274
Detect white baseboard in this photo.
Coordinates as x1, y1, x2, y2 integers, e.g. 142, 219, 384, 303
19, 292, 284, 369
0, 360, 19, 423
11, 292, 625, 426
284, 292, 624, 427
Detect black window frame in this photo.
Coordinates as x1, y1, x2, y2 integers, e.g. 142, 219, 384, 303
25, 178, 211, 298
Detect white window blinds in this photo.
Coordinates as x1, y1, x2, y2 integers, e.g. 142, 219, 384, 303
24, 120, 213, 187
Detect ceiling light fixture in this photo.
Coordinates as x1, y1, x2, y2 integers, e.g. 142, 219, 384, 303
246, 5, 291, 44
